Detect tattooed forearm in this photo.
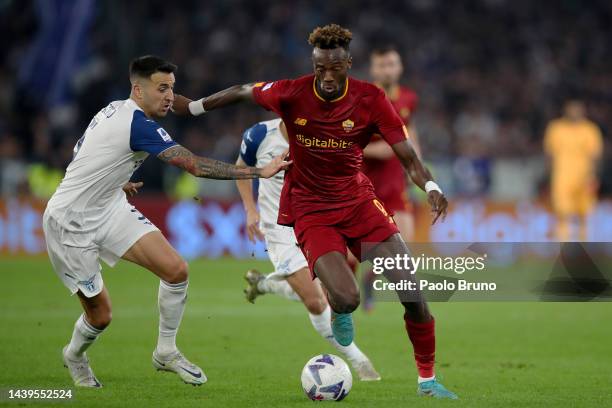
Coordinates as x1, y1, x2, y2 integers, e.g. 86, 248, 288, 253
158, 145, 261, 179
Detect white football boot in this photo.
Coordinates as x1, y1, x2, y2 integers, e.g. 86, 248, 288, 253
243, 269, 265, 304
351, 358, 381, 381
152, 350, 207, 386
62, 345, 102, 388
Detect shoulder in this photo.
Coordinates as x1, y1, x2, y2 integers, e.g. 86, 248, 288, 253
583, 120, 601, 132
547, 118, 564, 130
255, 75, 311, 94
350, 78, 387, 109
399, 86, 418, 101
130, 110, 169, 139
260, 118, 283, 134
242, 122, 268, 144
129, 109, 176, 153
293, 74, 315, 88
351, 77, 382, 97
241, 122, 268, 152
240, 121, 270, 165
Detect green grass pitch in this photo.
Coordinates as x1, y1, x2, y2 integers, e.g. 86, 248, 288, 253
0, 257, 611, 407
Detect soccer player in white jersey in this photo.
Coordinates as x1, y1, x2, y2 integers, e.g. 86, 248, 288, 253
235, 118, 380, 381
43, 56, 289, 388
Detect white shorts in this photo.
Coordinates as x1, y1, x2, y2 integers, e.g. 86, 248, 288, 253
262, 222, 309, 280
43, 201, 159, 297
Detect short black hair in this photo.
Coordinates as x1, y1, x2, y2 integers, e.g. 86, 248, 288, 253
129, 55, 177, 79
308, 24, 352, 51
371, 45, 399, 57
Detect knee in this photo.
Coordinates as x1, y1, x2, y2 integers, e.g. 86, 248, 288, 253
87, 309, 112, 330
331, 287, 360, 314
402, 301, 431, 322
164, 259, 189, 284
303, 296, 326, 315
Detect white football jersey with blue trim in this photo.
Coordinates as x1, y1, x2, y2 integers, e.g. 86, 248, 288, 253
239, 118, 287, 226
46, 98, 177, 232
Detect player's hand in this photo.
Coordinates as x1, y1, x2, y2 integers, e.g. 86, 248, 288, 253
427, 190, 448, 225
245, 209, 264, 243
171, 94, 194, 116
259, 150, 292, 178
123, 181, 143, 196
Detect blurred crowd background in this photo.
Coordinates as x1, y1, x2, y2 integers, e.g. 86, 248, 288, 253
1, 0, 611, 201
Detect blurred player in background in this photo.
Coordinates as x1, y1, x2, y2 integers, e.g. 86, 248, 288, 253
174, 24, 457, 398
544, 99, 603, 241
361, 46, 421, 312
43, 56, 288, 388
235, 118, 380, 381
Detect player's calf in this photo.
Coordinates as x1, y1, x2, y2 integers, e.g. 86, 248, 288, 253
289, 272, 327, 314
62, 313, 106, 388
302, 296, 327, 315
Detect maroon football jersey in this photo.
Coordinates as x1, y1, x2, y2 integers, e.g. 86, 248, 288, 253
363, 86, 418, 208
252, 74, 408, 226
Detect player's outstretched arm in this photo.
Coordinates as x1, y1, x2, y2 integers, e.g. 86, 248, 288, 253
235, 156, 264, 242
391, 140, 448, 224
158, 145, 290, 180
172, 84, 256, 116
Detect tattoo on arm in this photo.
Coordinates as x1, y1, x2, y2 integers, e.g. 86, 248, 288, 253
158, 145, 261, 180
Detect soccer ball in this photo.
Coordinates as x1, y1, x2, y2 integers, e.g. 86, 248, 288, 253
301, 354, 352, 401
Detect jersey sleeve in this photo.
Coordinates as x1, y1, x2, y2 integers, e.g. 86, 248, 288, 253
252, 80, 293, 114
130, 110, 177, 155
371, 89, 409, 145
239, 123, 268, 166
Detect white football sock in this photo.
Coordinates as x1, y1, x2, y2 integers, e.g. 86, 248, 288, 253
257, 275, 301, 301
66, 314, 104, 359
308, 305, 367, 364
156, 280, 188, 356
418, 375, 436, 383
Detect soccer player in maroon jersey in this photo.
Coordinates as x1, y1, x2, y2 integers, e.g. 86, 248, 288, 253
173, 24, 457, 399
361, 46, 421, 312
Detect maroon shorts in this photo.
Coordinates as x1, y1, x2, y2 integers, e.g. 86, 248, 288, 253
293, 198, 400, 277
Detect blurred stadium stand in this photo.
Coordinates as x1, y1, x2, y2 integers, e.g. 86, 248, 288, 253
1, 0, 611, 254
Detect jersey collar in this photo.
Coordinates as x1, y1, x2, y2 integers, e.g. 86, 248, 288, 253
126, 98, 144, 112
313, 78, 349, 103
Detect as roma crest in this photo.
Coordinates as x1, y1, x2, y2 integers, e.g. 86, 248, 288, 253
342, 119, 354, 132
